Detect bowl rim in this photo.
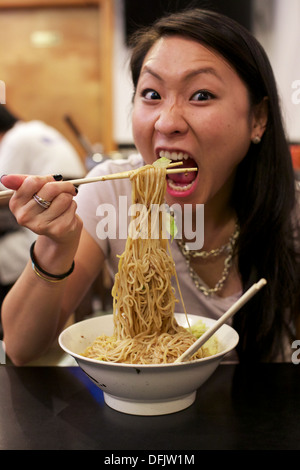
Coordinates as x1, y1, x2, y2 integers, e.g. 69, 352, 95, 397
58, 313, 239, 369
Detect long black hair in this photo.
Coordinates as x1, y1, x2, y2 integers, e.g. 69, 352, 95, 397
129, 8, 300, 361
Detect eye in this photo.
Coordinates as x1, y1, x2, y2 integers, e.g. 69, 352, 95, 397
190, 90, 214, 102
141, 89, 161, 100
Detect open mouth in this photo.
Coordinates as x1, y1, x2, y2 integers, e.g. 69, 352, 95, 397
158, 150, 199, 196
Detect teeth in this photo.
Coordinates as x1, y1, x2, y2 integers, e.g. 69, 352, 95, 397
159, 150, 189, 161
167, 179, 193, 191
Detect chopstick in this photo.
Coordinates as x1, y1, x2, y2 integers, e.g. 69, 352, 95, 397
174, 278, 267, 363
0, 162, 198, 200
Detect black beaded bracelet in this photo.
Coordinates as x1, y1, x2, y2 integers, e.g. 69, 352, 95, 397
30, 241, 75, 280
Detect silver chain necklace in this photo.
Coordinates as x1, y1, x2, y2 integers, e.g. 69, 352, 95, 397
176, 222, 240, 296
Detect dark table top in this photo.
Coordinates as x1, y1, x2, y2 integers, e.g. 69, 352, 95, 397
0, 363, 299, 451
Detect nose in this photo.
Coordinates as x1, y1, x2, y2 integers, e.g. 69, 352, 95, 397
154, 102, 188, 135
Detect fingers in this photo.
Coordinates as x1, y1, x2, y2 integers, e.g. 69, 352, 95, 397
9, 175, 76, 210
7, 174, 79, 238
0, 174, 28, 190
12, 175, 77, 201
39, 198, 81, 241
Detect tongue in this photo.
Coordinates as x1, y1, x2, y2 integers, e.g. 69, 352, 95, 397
167, 158, 197, 184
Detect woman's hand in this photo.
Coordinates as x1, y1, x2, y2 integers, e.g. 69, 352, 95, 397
1, 174, 81, 244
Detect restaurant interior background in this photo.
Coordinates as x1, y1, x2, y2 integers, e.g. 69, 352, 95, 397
0, 0, 299, 165
0, 0, 299, 365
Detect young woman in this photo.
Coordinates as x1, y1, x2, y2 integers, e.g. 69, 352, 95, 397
1, 8, 299, 365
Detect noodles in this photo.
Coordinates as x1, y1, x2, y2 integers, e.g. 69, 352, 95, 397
83, 164, 217, 364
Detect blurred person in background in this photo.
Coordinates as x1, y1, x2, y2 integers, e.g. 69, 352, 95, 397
0, 105, 85, 331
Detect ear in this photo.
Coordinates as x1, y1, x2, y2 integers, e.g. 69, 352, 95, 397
251, 97, 268, 143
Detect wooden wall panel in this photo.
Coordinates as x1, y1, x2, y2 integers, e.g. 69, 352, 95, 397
0, 0, 114, 160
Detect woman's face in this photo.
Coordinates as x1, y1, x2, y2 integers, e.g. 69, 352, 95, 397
132, 36, 260, 210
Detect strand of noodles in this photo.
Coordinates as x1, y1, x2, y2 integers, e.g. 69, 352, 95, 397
83, 165, 209, 364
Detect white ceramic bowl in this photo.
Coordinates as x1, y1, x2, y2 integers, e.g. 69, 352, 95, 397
59, 313, 239, 416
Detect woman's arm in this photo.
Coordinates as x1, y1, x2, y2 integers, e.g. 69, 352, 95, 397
2, 229, 105, 365
0, 174, 106, 365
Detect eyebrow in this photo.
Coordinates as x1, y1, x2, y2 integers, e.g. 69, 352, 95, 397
141, 65, 224, 83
